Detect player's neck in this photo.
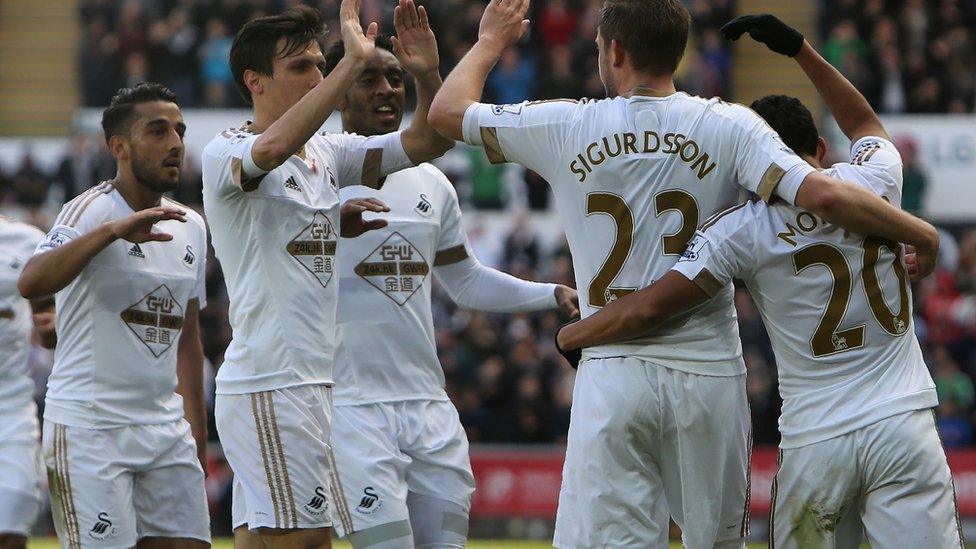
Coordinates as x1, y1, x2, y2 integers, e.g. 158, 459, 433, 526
802, 154, 824, 170
113, 170, 163, 211
614, 71, 676, 98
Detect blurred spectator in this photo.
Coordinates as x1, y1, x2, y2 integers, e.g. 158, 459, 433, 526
933, 346, 975, 447
10, 149, 49, 209
894, 135, 927, 215
486, 48, 535, 105
199, 17, 235, 107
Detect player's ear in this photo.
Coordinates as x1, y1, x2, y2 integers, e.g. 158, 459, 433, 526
244, 69, 263, 98
610, 38, 626, 68
816, 136, 828, 165
108, 133, 129, 162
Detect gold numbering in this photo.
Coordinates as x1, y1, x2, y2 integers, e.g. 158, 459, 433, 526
793, 240, 911, 358
586, 192, 634, 307
654, 189, 700, 255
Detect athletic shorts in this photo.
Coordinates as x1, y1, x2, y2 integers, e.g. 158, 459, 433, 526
328, 399, 474, 538
553, 357, 750, 549
42, 418, 209, 549
771, 409, 963, 548
0, 403, 41, 536
217, 385, 334, 530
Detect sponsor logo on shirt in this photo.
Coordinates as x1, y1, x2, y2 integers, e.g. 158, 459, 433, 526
355, 486, 382, 515
284, 176, 301, 192
128, 243, 146, 259
304, 486, 329, 515
287, 211, 337, 288
120, 284, 185, 357
354, 232, 429, 306
414, 193, 433, 217
88, 512, 118, 541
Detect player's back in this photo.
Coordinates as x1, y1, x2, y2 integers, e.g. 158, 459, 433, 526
685, 136, 936, 448
463, 91, 815, 374
0, 217, 44, 411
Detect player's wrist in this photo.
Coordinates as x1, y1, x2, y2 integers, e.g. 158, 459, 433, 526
555, 321, 583, 369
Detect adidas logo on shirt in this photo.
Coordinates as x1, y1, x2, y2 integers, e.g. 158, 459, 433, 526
128, 243, 145, 258
284, 176, 301, 191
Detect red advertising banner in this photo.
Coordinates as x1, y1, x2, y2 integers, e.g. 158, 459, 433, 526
470, 446, 976, 518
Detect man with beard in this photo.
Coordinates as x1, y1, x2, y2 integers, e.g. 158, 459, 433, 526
321, 35, 578, 548
19, 83, 210, 548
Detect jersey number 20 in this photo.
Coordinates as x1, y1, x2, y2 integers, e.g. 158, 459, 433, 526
793, 238, 911, 357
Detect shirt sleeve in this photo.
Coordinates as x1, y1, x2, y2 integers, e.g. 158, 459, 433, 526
194, 235, 208, 310
671, 201, 760, 296
848, 136, 903, 190
35, 189, 112, 255
432, 171, 469, 266
461, 100, 580, 177
326, 131, 413, 189
201, 131, 268, 197
716, 103, 816, 205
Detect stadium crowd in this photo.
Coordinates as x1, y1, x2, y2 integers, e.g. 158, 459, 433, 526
0, 0, 971, 453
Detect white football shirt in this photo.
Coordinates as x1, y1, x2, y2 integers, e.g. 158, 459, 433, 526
0, 217, 45, 418
672, 136, 937, 448
334, 164, 469, 404
463, 92, 815, 375
201, 125, 412, 394
37, 182, 208, 428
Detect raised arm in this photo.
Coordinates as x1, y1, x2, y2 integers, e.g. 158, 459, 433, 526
428, 0, 530, 139
18, 206, 186, 300
177, 299, 208, 475
722, 13, 887, 142
250, 0, 376, 170
390, 0, 454, 162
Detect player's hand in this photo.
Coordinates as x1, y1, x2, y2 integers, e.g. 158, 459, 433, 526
554, 321, 582, 369
392, 0, 439, 76
340, 198, 390, 237
339, 0, 379, 63
905, 243, 937, 282
33, 309, 57, 349
554, 284, 579, 318
478, 0, 530, 50
721, 14, 804, 57
107, 206, 186, 244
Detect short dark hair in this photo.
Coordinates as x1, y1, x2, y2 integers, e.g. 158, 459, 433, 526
750, 95, 819, 158
230, 6, 327, 105
598, 0, 690, 75
323, 35, 395, 75
101, 82, 178, 144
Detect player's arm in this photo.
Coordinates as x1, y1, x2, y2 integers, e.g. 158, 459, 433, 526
391, 0, 454, 162
176, 298, 207, 475
248, 0, 376, 171
722, 14, 887, 142
793, 173, 939, 277
556, 272, 707, 356
18, 206, 187, 300
435, 252, 578, 316
30, 297, 56, 349
428, 0, 530, 139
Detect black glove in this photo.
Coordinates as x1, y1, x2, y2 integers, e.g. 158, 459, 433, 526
721, 14, 804, 57
555, 322, 582, 370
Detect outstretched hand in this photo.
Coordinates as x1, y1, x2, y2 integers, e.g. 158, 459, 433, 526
107, 206, 186, 244
339, 0, 379, 63
392, 0, 439, 76
479, 0, 531, 50
721, 13, 805, 57
555, 284, 580, 319
340, 198, 390, 237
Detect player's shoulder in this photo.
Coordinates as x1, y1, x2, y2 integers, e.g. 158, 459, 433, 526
700, 195, 769, 236
0, 215, 45, 246
506, 97, 592, 121
849, 135, 900, 164
55, 181, 117, 228
162, 196, 207, 234
203, 123, 257, 156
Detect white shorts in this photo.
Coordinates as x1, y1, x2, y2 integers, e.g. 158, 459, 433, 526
217, 385, 334, 530
771, 409, 963, 548
0, 403, 41, 536
328, 399, 474, 538
554, 357, 750, 549
42, 419, 210, 548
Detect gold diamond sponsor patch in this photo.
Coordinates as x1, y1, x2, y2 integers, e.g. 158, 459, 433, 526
355, 232, 429, 306
288, 211, 338, 288
120, 284, 185, 357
